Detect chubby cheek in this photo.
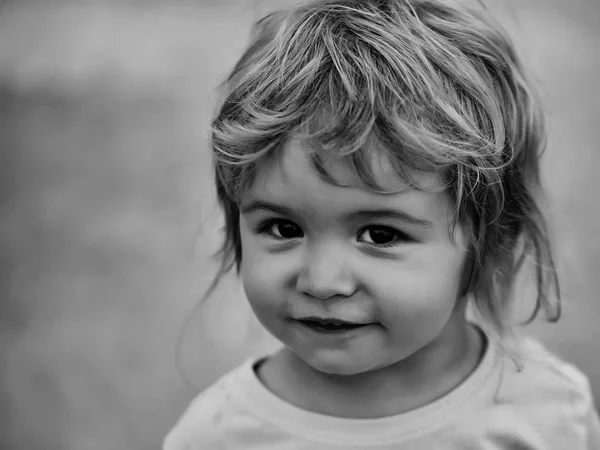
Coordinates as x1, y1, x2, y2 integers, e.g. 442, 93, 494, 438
239, 228, 290, 322
369, 247, 466, 342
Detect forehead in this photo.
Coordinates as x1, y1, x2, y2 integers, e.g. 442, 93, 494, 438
313, 144, 440, 193
256, 138, 442, 193
243, 139, 450, 222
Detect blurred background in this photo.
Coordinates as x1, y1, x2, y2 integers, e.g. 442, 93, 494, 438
0, 0, 598, 448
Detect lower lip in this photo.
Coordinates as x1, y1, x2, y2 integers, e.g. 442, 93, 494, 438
294, 321, 374, 338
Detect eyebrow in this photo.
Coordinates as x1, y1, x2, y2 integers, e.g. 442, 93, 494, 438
240, 199, 433, 228
240, 200, 294, 217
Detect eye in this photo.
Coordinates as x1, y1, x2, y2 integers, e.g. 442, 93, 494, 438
358, 226, 408, 247
258, 219, 303, 240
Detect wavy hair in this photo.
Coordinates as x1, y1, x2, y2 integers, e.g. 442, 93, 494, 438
207, 0, 560, 334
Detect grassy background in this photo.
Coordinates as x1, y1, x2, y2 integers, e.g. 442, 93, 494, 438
0, 0, 598, 448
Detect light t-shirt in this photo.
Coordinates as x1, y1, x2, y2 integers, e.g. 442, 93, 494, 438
164, 331, 600, 449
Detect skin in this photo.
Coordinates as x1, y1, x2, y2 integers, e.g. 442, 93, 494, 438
238, 140, 484, 418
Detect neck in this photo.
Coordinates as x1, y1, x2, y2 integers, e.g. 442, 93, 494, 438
257, 320, 485, 418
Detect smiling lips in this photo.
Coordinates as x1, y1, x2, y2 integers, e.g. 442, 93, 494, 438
295, 316, 373, 333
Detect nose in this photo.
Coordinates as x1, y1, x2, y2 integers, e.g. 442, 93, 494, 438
296, 241, 357, 300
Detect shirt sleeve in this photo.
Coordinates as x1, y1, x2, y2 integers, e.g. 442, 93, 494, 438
574, 367, 600, 450
163, 431, 188, 450
523, 340, 600, 450
585, 404, 600, 449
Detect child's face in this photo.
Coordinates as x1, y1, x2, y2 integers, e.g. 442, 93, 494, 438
239, 140, 470, 376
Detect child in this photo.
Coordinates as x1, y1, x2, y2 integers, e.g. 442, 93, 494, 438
165, 0, 600, 448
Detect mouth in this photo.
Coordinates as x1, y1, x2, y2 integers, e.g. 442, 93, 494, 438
294, 317, 373, 334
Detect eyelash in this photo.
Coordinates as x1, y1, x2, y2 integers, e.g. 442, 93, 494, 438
256, 219, 303, 240
255, 219, 412, 248
360, 225, 412, 248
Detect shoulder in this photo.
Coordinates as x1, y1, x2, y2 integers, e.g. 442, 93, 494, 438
499, 336, 594, 408
163, 359, 261, 450
487, 335, 600, 448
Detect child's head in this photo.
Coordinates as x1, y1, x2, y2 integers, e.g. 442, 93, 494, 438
209, 0, 560, 365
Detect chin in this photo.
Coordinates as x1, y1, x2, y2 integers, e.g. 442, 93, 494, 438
300, 352, 380, 376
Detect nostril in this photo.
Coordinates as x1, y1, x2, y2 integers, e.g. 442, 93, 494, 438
296, 273, 357, 300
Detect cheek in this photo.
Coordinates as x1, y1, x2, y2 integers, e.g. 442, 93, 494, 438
368, 245, 467, 327
239, 233, 266, 297
239, 228, 289, 312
